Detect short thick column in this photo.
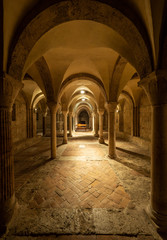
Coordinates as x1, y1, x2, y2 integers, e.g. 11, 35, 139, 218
94, 112, 99, 137
69, 112, 73, 137
148, 104, 167, 232
63, 111, 68, 144
50, 105, 57, 159
0, 108, 15, 233
139, 71, 167, 232
133, 106, 140, 137
98, 110, 104, 144
43, 113, 47, 136
107, 102, 117, 159
27, 108, 33, 138
0, 73, 23, 233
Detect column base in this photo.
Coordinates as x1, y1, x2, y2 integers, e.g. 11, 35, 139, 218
146, 204, 167, 233
108, 154, 117, 159
63, 139, 67, 144
94, 133, 99, 137
69, 134, 73, 137
0, 194, 15, 235
99, 138, 104, 144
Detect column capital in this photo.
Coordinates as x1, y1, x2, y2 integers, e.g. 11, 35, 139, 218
105, 102, 117, 112
62, 110, 68, 116
138, 70, 167, 106
98, 108, 105, 115
47, 101, 58, 114
0, 73, 23, 111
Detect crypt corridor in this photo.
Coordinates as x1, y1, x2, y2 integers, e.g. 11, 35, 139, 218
1, 0, 167, 239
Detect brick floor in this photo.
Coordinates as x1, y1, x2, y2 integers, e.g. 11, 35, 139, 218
16, 160, 130, 209
8, 134, 157, 240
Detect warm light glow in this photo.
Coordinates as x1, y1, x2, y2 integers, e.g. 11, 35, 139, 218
80, 90, 85, 94
79, 145, 85, 148
82, 98, 85, 101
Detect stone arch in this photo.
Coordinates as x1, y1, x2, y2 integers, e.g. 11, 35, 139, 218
76, 106, 92, 130
109, 56, 128, 101
8, 0, 152, 81
32, 93, 46, 109
121, 90, 135, 108
59, 73, 107, 102
68, 93, 97, 111
119, 91, 134, 136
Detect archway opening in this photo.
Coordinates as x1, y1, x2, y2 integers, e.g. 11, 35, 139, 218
76, 109, 90, 132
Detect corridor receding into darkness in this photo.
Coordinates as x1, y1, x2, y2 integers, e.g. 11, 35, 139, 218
6, 132, 156, 239
1, 1, 167, 240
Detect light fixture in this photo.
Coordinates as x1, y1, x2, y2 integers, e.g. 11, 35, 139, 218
82, 98, 85, 101
80, 90, 85, 94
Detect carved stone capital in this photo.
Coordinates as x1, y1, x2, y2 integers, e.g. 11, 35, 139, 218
62, 110, 68, 116
47, 101, 58, 114
138, 70, 167, 106
98, 109, 104, 115
0, 73, 23, 111
106, 102, 117, 113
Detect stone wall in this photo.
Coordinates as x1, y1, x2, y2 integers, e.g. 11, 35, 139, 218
139, 91, 151, 141
103, 110, 108, 131
11, 92, 27, 143
116, 91, 151, 152
37, 110, 43, 134
123, 101, 132, 135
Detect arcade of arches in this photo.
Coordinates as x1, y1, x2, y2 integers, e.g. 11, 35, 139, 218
1, 0, 167, 239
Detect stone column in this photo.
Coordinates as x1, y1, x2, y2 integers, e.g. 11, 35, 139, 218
33, 109, 37, 137
98, 109, 104, 144
43, 112, 47, 136
69, 112, 73, 137
89, 115, 92, 129
27, 107, 33, 138
107, 102, 117, 159
74, 114, 77, 131
0, 73, 23, 233
133, 106, 140, 137
48, 103, 57, 159
94, 112, 99, 137
63, 110, 68, 144
139, 71, 167, 232
92, 113, 95, 132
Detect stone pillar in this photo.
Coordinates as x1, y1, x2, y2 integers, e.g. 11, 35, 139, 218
43, 112, 47, 136
98, 109, 104, 144
33, 109, 37, 137
139, 71, 167, 232
74, 114, 77, 130
69, 112, 73, 137
0, 73, 23, 233
27, 107, 33, 138
89, 115, 92, 129
133, 106, 140, 137
63, 111, 68, 144
48, 103, 57, 159
107, 102, 117, 159
94, 112, 99, 137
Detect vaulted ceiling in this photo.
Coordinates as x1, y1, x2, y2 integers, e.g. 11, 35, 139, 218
3, 0, 167, 110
